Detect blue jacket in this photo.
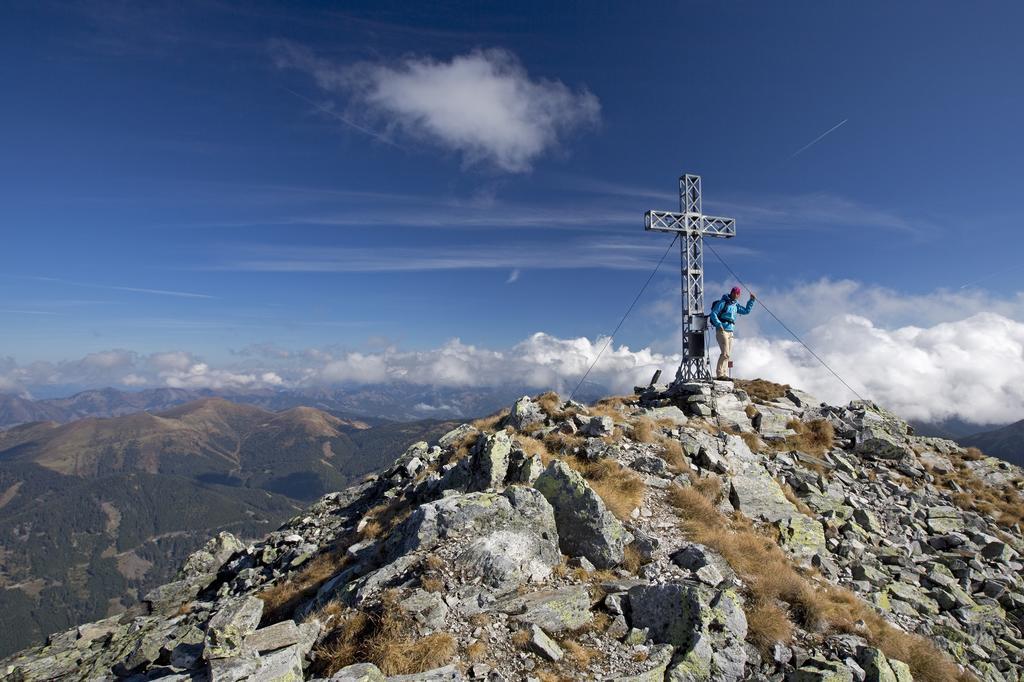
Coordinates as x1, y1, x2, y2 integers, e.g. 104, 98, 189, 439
710, 294, 755, 332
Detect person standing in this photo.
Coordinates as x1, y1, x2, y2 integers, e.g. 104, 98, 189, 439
709, 286, 756, 380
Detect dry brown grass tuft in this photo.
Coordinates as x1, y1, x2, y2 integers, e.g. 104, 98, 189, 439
656, 437, 691, 473
691, 473, 724, 503
629, 417, 658, 443
622, 543, 645, 574
466, 640, 487, 661
511, 628, 532, 649
420, 576, 443, 593
773, 419, 835, 457
313, 591, 457, 677
258, 544, 350, 624
517, 434, 553, 465
589, 611, 611, 634
932, 449, 1024, 530
534, 671, 567, 682
536, 391, 578, 421
561, 640, 602, 667
570, 458, 646, 521
961, 446, 985, 461
543, 431, 584, 457
745, 599, 793, 652
735, 378, 790, 403
667, 483, 722, 528
423, 555, 444, 571
304, 598, 345, 625
468, 613, 492, 628
471, 409, 509, 433
360, 497, 414, 540
740, 431, 765, 453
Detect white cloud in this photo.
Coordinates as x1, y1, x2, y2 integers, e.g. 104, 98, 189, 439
2, 281, 1022, 425
159, 362, 260, 390
506, 269, 520, 284
734, 313, 1024, 425
274, 43, 600, 172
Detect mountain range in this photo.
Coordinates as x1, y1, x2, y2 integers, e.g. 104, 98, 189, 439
0, 398, 456, 657
2, 382, 1021, 681
0, 383, 609, 428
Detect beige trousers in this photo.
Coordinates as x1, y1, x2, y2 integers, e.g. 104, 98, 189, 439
715, 328, 734, 377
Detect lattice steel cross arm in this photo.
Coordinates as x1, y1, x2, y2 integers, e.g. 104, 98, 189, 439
643, 173, 736, 382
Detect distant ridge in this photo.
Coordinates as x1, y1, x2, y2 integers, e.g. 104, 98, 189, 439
962, 418, 1024, 467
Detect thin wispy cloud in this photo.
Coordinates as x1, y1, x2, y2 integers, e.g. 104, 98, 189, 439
24, 276, 215, 299
0, 309, 59, 315
273, 42, 601, 172
788, 118, 848, 158
213, 239, 756, 273
555, 174, 927, 236
505, 269, 520, 284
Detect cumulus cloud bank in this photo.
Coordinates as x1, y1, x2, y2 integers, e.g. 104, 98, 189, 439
3, 281, 1022, 425
274, 42, 600, 172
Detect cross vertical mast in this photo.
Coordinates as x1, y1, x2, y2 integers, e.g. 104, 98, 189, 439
645, 173, 736, 383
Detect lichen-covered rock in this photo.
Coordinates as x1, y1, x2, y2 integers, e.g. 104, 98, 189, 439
180, 531, 245, 579
856, 646, 909, 682
326, 662, 387, 681
855, 426, 913, 462
533, 459, 629, 568
204, 596, 264, 659
437, 423, 478, 449
631, 583, 747, 682
610, 643, 674, 681
468, 431, 512, 491
790, 656, 856, 682
503, 396, 547, 430
498, 586, 593, 633
384, 486, 559, 594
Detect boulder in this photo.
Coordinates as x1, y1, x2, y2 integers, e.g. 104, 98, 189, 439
205, 596, 264, 659
854, 426, 912, 461
437, 423, 478, 449
328, 663, 386, 681
468, 431, 512, 491
384, 486, 560, 594
498, 586, 593, 633
179, 531, 245, 580
256, 643, 304, 681
527, 624, 563, 661
631, 455, 669, 476
533, 460, 630, 568
579, 415, 615, 437
504, 396, 547, 430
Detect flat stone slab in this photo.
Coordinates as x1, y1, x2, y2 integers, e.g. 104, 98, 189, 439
497, 586, 593, 633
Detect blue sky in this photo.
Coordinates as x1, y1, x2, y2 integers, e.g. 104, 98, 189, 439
2, 1, 1023, 422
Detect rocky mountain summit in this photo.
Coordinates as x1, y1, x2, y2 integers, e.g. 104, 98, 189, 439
3, 379, 1022, 682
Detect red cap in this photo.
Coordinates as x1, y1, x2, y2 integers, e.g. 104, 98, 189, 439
731, 286, 742, 296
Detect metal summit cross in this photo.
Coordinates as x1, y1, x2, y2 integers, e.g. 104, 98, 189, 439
645, 173, 736, 383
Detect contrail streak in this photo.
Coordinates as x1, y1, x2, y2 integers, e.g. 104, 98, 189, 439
960, 264, 1018, 289
789, 118, 848, 158
283, 88, 403, 149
